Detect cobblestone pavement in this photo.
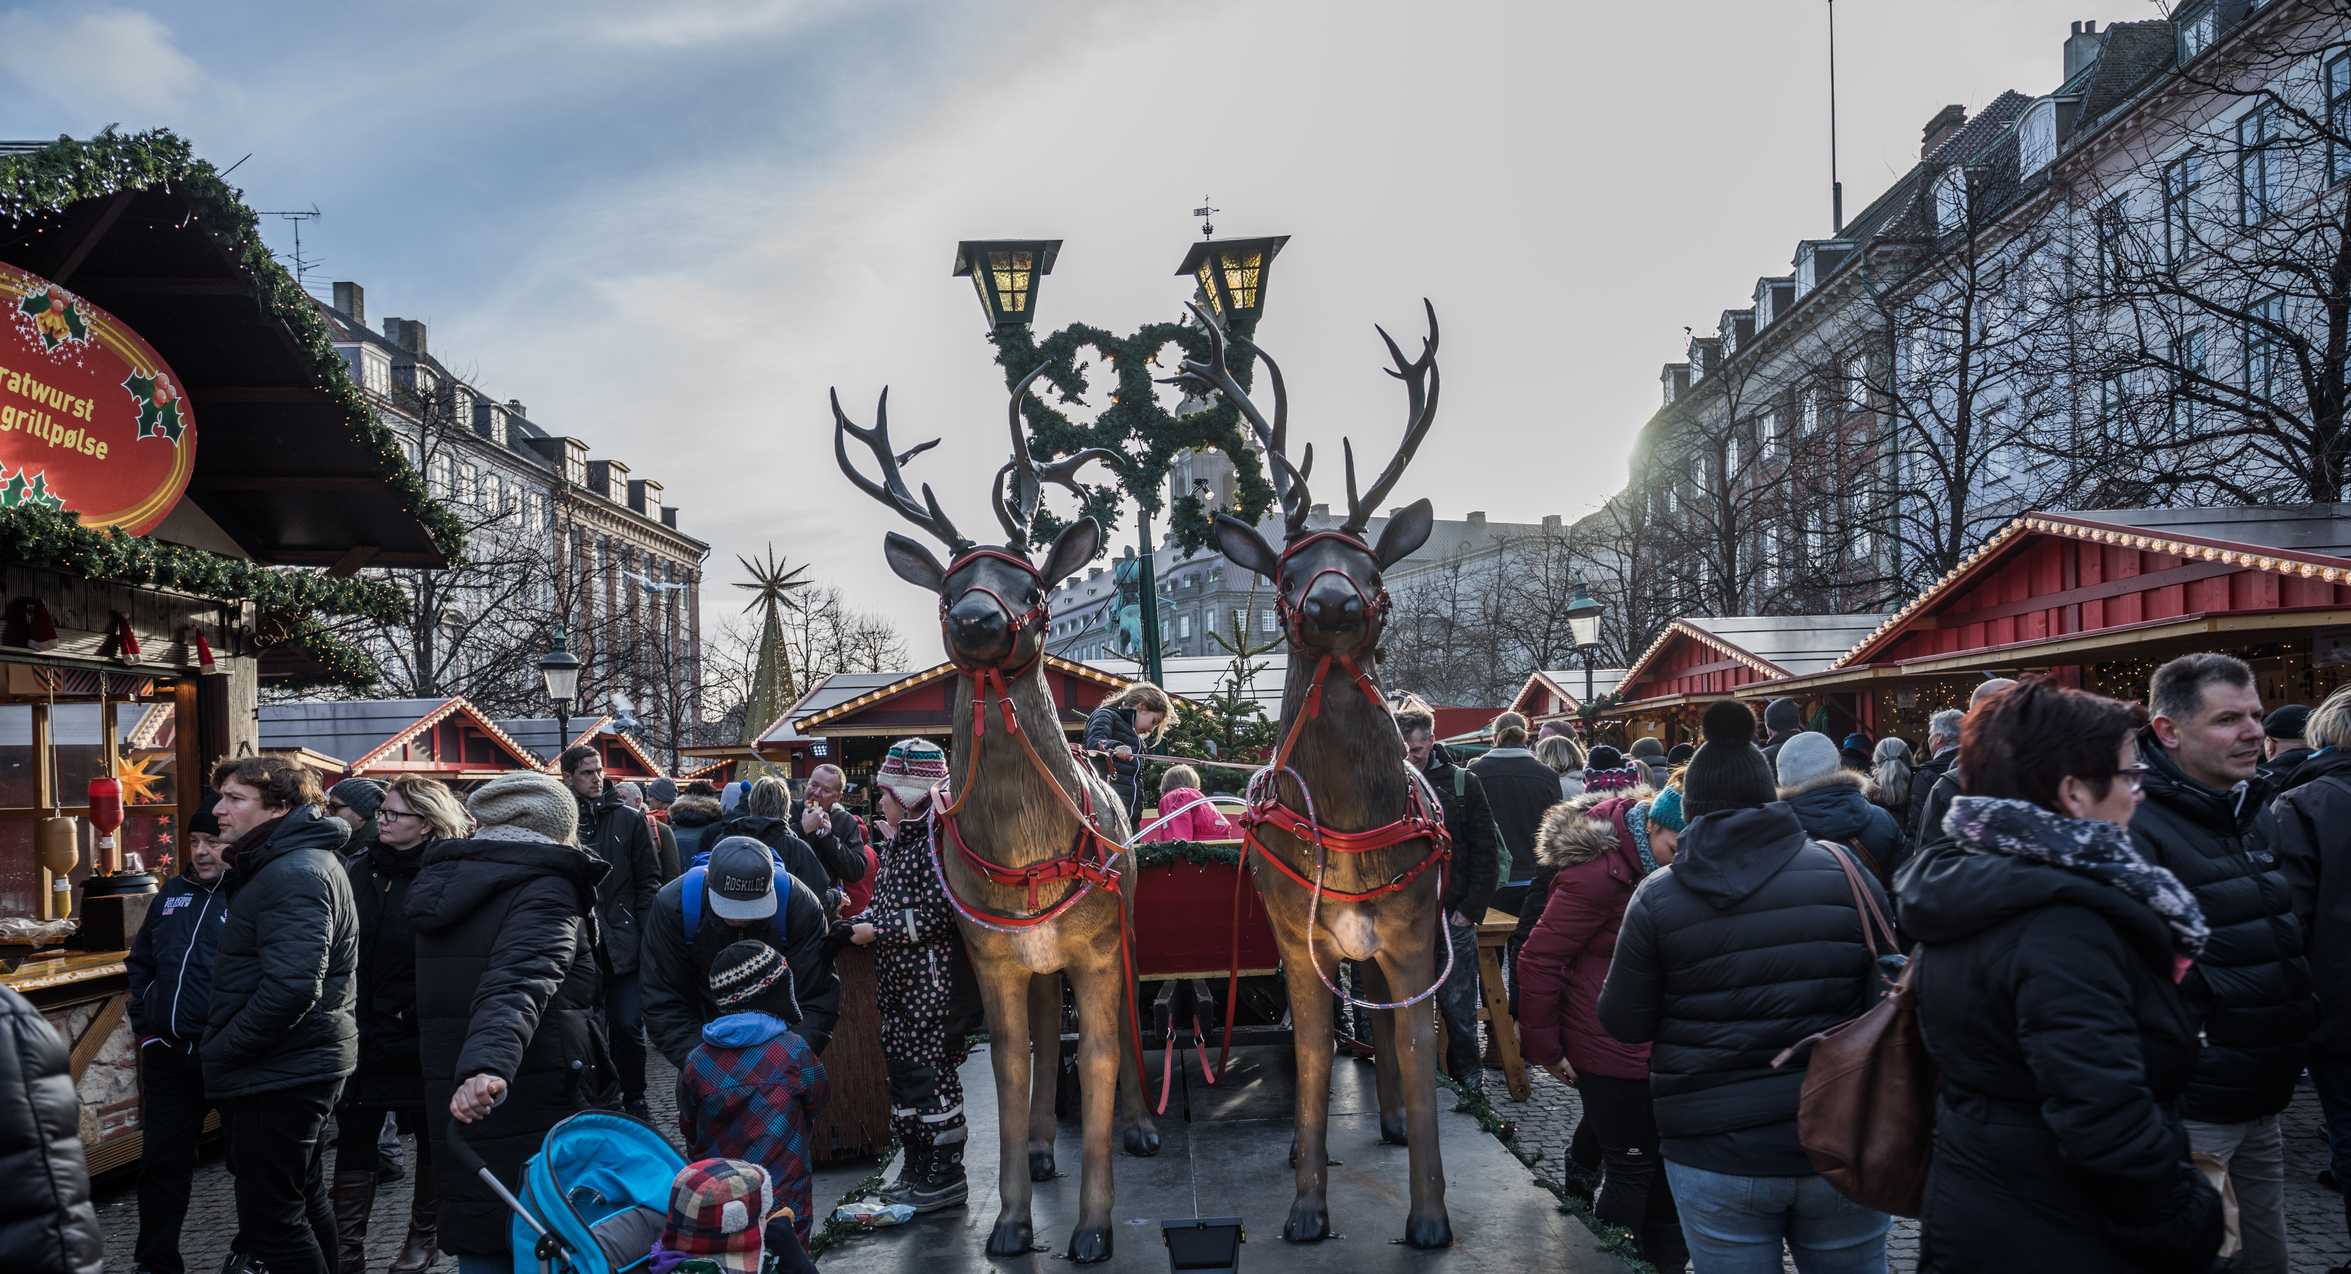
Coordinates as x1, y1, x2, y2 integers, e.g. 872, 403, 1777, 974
1500, 1061, 2349, 1274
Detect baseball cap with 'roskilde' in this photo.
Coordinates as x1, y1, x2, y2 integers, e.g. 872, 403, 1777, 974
705, 837, 777, 922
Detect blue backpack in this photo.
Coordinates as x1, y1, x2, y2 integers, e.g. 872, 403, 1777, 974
680, 844, 793, 948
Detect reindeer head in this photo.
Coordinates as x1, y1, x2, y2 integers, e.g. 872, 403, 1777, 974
834, 367, 1113, 673
1167, 303, 1439, 657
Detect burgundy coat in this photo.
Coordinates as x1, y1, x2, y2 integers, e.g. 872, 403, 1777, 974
1516, 793, 1652, 1081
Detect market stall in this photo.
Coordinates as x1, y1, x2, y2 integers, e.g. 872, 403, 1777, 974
0, 129, 452, 1173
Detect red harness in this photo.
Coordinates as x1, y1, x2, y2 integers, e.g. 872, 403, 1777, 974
924, 547, 1149, 1093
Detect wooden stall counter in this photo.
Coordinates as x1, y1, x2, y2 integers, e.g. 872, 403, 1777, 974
4, 947, 156, 1173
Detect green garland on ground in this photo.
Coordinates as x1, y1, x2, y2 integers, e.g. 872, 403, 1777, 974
1132, 839, 1246, 870
0, 503, 405, 622
0, 129, 466, 563
1436, 1074, 1656, 1273
807, 1143, 896, 1258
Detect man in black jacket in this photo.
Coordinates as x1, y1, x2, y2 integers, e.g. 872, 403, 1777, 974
1466, 711, 1557, 915
1399, 703, 1498, 1092
1911, 680, 2020, 858
1598, 700, 1891, 1271
797, 763, 871, 887
714, 776, 835, 908
126, 802, 228, 1274
1906, 708, 1963, 844
201, 757, 359, 1274
642, 837, 841, 1063
561, 745, 662, 1120
2274, 692, 2351, 1255
2257, 703, 2313, 787
1757, 697, 1804, 766
2132, 653, 2313, 1274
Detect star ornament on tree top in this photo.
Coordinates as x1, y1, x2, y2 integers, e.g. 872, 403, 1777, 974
734, 544, 813, 615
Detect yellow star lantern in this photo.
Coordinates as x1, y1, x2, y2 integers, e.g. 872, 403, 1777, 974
116, 750, 170, 806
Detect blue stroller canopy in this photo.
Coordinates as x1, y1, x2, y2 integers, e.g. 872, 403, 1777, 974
510, 1111, 688, 1274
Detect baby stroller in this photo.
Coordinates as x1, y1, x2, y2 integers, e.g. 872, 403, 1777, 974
448, 1110, 689, 1274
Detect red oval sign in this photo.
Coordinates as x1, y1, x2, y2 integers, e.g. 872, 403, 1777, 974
0, 263, 196, 536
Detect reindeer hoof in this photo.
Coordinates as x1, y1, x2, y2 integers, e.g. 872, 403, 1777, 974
985, 1216, 1035, 1257
1122, 1124, 1161, 1157
1067, 1222, 1114, 1263
1283, 1201, 1331, 1242
1379, 1112, 1409, 1145
1404, 1210, 1453, 1249
1029, 1149, 1057, 1181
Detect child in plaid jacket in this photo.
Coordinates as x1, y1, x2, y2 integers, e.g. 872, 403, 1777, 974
677, 941, 829, 1249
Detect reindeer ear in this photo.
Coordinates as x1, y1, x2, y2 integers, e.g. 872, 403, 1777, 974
1373, 498, 1434, 569
1040, 518, 1100, 590
1216, 513, 1280, 581
882, 532, 948, 593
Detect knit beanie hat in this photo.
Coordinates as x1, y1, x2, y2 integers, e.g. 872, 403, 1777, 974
1630, 736, 1664, 759
465, 771, 578, 845
661, 1159, 773, 1273
186, 790, 222, 839
1587, 745, 1624, 770
647, 777, 678, 804
1764, 697, 1802, 733
1646, 786, 1685, 832
877, 737, 948, 807
719, 779, 750, 816
329, 778, 386, 821
708, 940, 801, 1023
1680, 701, 1777, 820
1775, 731, 1842, 789
1665, 743, 1694, 765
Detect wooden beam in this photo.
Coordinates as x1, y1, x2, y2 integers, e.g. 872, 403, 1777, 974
190, 476, 382, 490
79, 277, 251, 297
190, 387, 333, 403
44, 192, 134, 285
325, 546, 379, 577
68, 993, 128, 1083
1935, 559, 2241, 630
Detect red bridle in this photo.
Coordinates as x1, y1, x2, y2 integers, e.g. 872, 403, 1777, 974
936, 547, 1049, 738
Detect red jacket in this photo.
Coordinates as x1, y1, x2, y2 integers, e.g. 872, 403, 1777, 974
1138, 787, 1237, 843
1516, 793, 1653, 1080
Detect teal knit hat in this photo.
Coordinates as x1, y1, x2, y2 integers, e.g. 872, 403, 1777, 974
1646, 786, 1685, 832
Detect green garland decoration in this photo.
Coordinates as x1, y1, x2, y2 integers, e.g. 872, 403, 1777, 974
984, 319, 1278, 557
262, 614, 384, 694
0, 128, 466, 563
806, 1144, 896, 1258
0, 503, 405, 622
1132, 838, 1247, 870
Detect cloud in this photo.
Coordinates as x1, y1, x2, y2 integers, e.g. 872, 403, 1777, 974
587, 0, 857, 48
0, 9, 202, 121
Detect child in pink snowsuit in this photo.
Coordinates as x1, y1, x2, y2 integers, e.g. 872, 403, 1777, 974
1139, 765, 1237, 843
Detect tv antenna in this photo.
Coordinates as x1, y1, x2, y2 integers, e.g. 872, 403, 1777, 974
257, 205, 322, 291
1193, 195, 1218, 239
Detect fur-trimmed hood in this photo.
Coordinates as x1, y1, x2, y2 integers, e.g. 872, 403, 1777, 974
1535, 786, 1656, 868
669, 793, 724, 827
1776, 768, 1865, 801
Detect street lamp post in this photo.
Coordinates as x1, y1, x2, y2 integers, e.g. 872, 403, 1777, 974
1565, 577, 1605, 706
538, 625, 582, 751
953, 231, 1287, 689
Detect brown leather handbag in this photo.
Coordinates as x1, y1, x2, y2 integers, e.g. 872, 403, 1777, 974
1771, 843, 1939, 1217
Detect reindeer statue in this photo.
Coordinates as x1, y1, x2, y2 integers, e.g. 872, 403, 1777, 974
834, 368, 1158, 1263
1168, 302, 1452, 1248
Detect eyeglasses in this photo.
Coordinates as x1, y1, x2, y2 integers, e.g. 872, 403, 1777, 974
2117, 763, 2152, 794
323, 800, 350, 816
377, 807, 419, 823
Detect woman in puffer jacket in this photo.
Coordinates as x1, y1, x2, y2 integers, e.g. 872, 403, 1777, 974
1896, 676, 2222, 1273
0, 983, 101, 1274
1518, 788, 1685, 1273
1774, 731, 1905, 884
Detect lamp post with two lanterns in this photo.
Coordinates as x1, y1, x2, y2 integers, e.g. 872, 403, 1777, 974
538, 625, 583, 749
951, 228, 1289, 687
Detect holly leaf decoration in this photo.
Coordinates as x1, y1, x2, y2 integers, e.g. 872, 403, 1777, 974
0, 472, 26, 508
20, 288, 88, 351
123, 372, 185, 442
0, 466, 57, 511
23, 471, 58, 510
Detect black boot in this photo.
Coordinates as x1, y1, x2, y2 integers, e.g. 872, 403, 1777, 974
877, 1141, 929, 1207
900, 1139, 968, 1214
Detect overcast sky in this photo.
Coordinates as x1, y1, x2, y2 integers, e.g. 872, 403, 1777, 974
0, 0, 2154, 645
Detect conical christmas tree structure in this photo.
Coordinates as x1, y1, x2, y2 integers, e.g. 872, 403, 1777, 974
734, 545, 811, 780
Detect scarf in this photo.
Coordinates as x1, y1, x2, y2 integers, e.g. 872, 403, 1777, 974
1626, 801, 1661, 875
1944, 795, 2209, 961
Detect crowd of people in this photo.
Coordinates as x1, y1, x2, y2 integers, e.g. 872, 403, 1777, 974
10, 647, 2351, 1273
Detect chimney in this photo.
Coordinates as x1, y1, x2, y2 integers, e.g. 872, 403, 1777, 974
1922, 104, 1967, 159
1467, 511, 1487, 528
2064, 20, 2105, 80
383, 317, 426, 357
332, 281, 364, 325
1542, 514, 1562, 531
506, 398, 527, 418
1310, 502, 1330, 519
660, 508, 679, 529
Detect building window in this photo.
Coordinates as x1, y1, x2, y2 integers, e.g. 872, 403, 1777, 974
2239, 105, 2279, 224
1261, 608, 1277, 633
1760, 411, 1779, 460
2331, 53, 2351, 184
458, 463, 478, 505
2020, 99, 2057, 175
1179, 615, 1192, 639
2247, 293, 2286, 401
2179, 2, 2216, 60
2095, 197, 2128, 292
2165, 152, 2204, 266
1934, 167, 1967, 232
2171, 328, 2208, 436
430, 453, 452, 496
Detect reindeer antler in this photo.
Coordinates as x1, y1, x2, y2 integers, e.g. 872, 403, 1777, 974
992, 362, 1118, 547
833, 387, 969, 552
1163, 302, 1310, 538
1341, 299, 1440, 537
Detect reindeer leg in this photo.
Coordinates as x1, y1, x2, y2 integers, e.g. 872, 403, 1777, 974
1117, 972, 1161, 1156
976, 960, 1039, 1257
1278, 947, 1336, 1241
1374, 936, 1452, 1248
1063, 950, 1122, 1262
1026, 973, 1062, 1181
1359, 960, 1410, 1146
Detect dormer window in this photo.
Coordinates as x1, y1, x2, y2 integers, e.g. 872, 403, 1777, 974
1934, 168, 1967, 232
2020, 99, 2057, 175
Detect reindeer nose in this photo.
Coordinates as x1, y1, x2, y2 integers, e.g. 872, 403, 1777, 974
948, 597, 1012, 661
1302, 578, 1363, 634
